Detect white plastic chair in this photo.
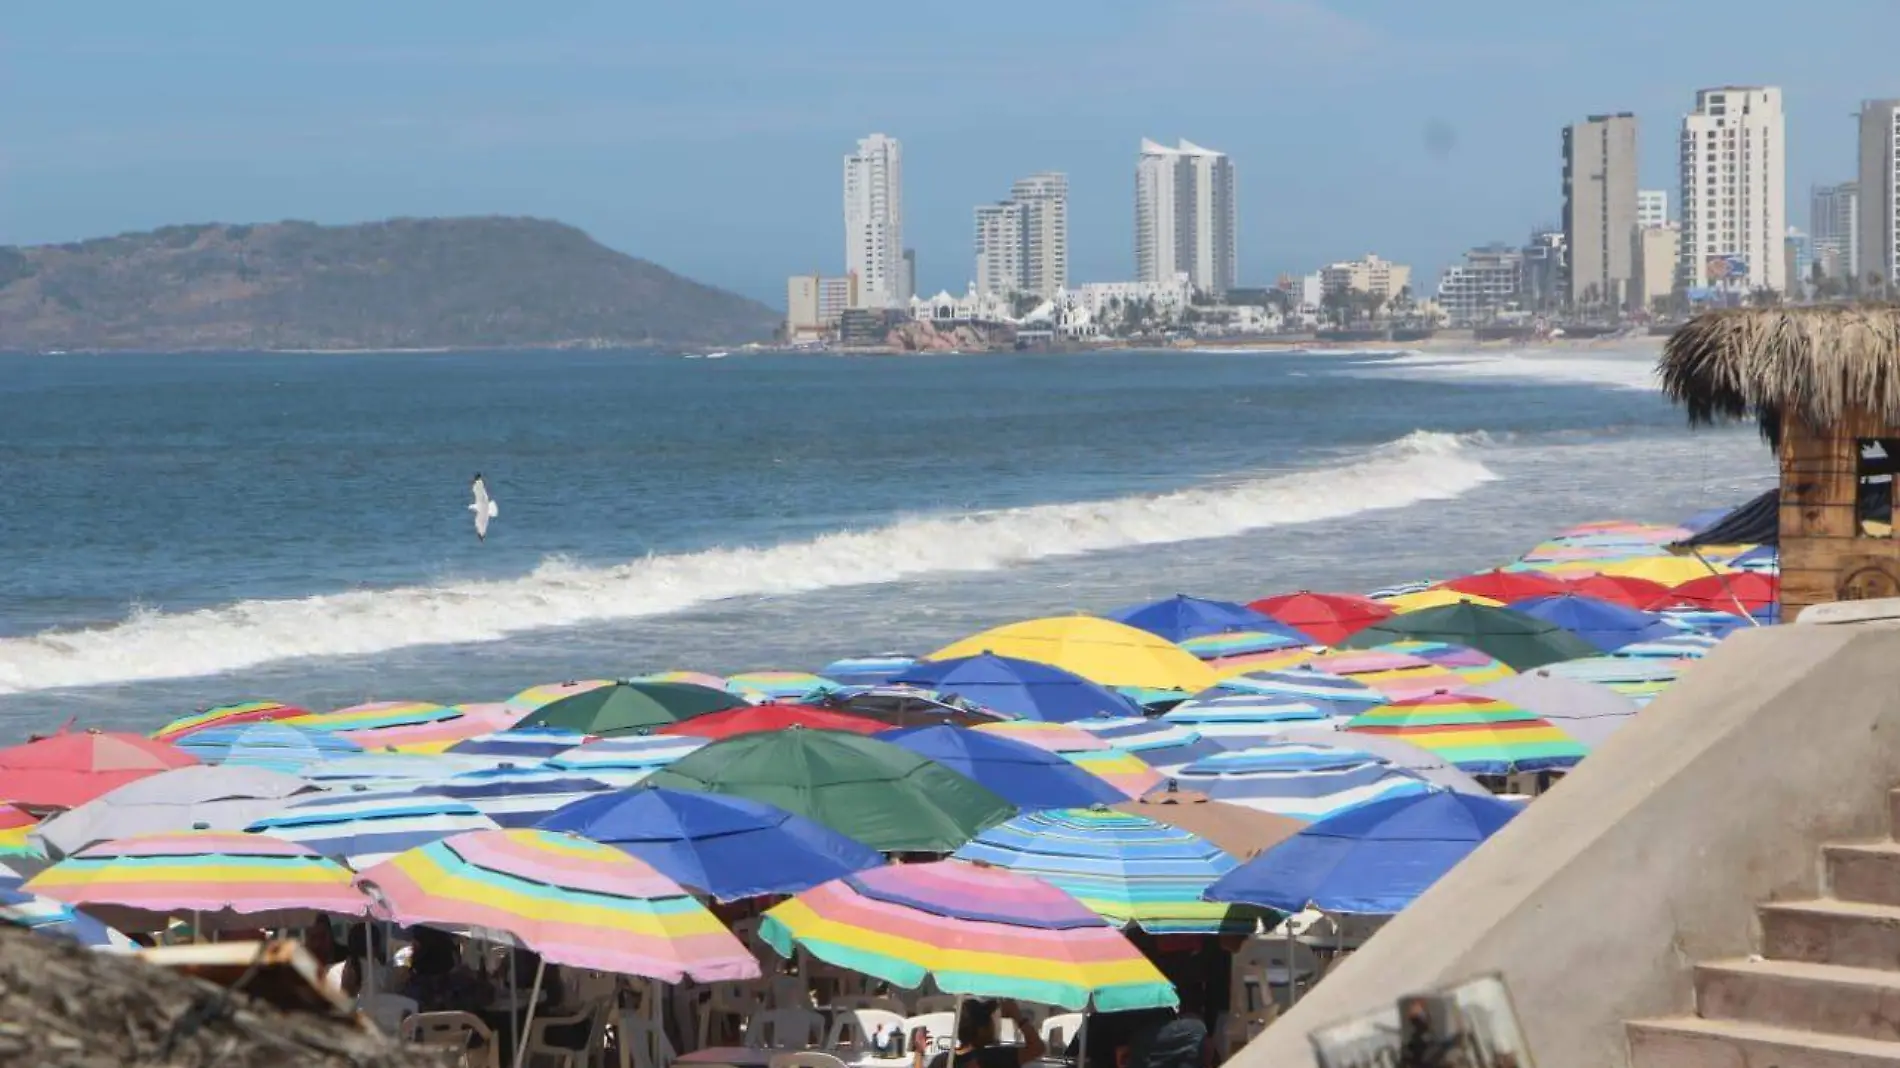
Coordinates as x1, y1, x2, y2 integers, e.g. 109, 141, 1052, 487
1234, 936, 1320, 1010
401, 1011, 499, 1068
699, 979, 768, 1049
617, 1008, 678, 1068
768, 1053, 850, 1068
525, 1001, 609, 1068
825, 1008, 907, 1054
745, 1007, 826, 1050
358, 992, 418, 1035
830, 994, 908, 1016
905, 1011, 956, 1053
1040, 1013, 1084, 1053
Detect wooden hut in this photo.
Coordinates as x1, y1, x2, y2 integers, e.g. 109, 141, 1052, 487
1661, 306, 1900, 618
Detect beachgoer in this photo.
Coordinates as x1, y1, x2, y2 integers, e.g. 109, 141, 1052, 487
916, 999, 1045, 1068
402, 927, 494, 1012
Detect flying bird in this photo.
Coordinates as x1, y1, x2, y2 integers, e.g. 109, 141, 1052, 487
469, 474, 498, 541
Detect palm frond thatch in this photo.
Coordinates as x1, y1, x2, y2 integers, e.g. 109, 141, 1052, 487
1661, 306, 1900, 437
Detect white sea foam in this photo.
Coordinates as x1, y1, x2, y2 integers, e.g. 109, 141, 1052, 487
0, 431, 1499, 694
1356, 345, 1664, 391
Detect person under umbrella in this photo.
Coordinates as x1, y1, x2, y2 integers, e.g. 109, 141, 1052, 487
914, 999, 1045, 1068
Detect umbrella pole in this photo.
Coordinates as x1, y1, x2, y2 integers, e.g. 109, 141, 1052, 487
506, 942, 519, 1068
513, 957, 547, 1068
1076, 1004, 1088, 1068
1689, 549, 1760, 626
1283, 924, 1296, 1010
617, 978, 631, 1068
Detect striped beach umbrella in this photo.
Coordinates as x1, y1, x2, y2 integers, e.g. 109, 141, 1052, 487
299, 752, 504, 789
0, 805, 43, 859
725, 671, 842, 703
1540, 655, 1683, 706
355, 828, 760, 982
1660, 607, 1757, 638
505, 680, 614, 713
1617, 633, 1722, 660
449, 728, 596, 760
1296, 650, 1467, 701
818, 656, 917, 687
1069, 718, 1230, 776
337, 703, 529, 754
1344, 693, 1587, 774
545, 736, 708, 787
151, 701, 309, 743
761, 859, 1177, 1011
245, 790, 501, 869
1246, 592, 1393, 646
1378, 589, 1503, 614
0, 885, 138, 951
974, 722, 1163, 800
633, 671, 730, 691
24, 831, 368, 932
1172, 745, 1437, 821
952, 808, 1264, 935
1178, 631, 1318, 675
434, 767, 613, 828
286, 701, 460, 736
1367, 580, 1437, 600
173, 723, 364, 774
1163, 692, 1339, 743
1369, 640, 1515, 686
1215, 668, 1388, 718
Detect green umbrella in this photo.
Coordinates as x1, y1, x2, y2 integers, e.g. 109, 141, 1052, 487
642, 728, 1018, 852
515, 680, 746, 737
1340, 602, 1598, 671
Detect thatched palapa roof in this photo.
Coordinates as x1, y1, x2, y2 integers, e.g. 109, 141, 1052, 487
1661, 306, 1900, 438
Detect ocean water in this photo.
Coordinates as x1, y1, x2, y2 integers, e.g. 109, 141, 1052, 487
0, 346, 1769, 738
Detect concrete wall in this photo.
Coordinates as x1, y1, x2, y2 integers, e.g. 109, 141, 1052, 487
1232, 622, 1900, 1068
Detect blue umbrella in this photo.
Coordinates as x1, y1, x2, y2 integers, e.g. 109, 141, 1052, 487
1680, 506, 1736, 533
174, 722, 363, 774
1729, 545, 1778, 573
1204, 790, 1521, 915
0, 884, 137, 951
1105, 595, 1312, 644
1506, 593, 1679, 653
878, 725, 1127, 810
819, 654, 918, 687
1173, 745, 1437, 821
537, 787, 885, 902
448, 728, 594, 760
545, 735, 708, 787
1071, 717, 1232, 775
1163, 692, 1339, 743
890, 653, 1140, 723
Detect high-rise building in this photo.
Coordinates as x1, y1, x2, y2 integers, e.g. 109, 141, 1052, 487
785, 274, 859, 339
1812, 181, 1860, 281
1639, 190, 1669, 228
1562, 112, 1639, 307
1319, 255, 1411, 300
974, 202, 1026, 298
900, 249, 916, 302
843, 134, 904, 307
1136, 139, 1236, 295
1012, 173, 1069, 299
1632, 225, 1680, 312
1435, 244, 1524, 325
1679, 87, 1787, 293
1858, 99, 1900, 290
1521, 228, 1568, 310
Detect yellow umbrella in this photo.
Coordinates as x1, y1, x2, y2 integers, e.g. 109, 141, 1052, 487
927, 616, 1217, 691
1592, 557, 1734, 585
1378, 589, 1503, 614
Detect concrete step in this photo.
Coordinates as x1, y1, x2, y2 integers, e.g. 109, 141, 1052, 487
1828, 843, 1900, 907
1697, 958, 1900, 1042
1763, 899, 1900, 970
1629, 1017, 1900, 1068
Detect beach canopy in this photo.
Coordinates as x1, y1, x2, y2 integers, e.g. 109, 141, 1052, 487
1341, 602, 1599, 671
1245, 592, 1392, 646
953, 808, 1266, 935
1472, 671, 1641, 748
150, 701, 309, 743
1659, 306, 1900, 439
1104, 594, 1308, 645
173, 723, 363, 774
655, 703, 886, 740
890, 653, 1140, 723
537, 787, 885, 902
0, 731, 199, 811
515, 680, 746, 737
1438, 569, 1569, 604
1661, 572, 1779, 614
1505, 594, 1680, 653
1344, 693, 1588, 775
1173, 745, 1438, 822
33, 765, 317, 858
1560, 574, 1673, 609
761, 859, 1177, 1011
245, 788, 503, 869
928, 616, 1217, 692
1111, 786, 1306, 861
356, 828, 761, 982
878, 725, 1128, 811
973, 722, 1164, 801
644, 728, 1017, 853
1204, 790, 1521, 915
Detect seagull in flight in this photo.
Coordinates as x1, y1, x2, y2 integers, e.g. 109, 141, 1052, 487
469, 474, 498, 541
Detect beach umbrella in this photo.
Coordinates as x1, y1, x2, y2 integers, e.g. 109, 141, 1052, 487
1162, 692, 1339, 744
504, 679, 614, 713
1591, 556, 1732, 586
1472, 671, 1641, 748
337, 702, 529, 754
356, 828, 760, 982
0, 884, 138, 951
1105, 595, 1308, 644
1172, 745, 1438, 821
299, 751, 503, 789
634, 670, 731, 691
25, 830, 368, 932
34, 766, 318, 859
1659, 607, 1759, 638
890, 652, 1141, 723
172, 722, 363, 774
0, 730, 199, 811
1246, 592, 1393, 646
1438, 569, 1569, 603
1618, 633, 1722, 660
1368, 580, 1437, 600
244, 789, 502, 869
434, 767, 614, 829
1203, 791, 1521, 915
514, 680, 746, 737
1178, 632, 1319, 678
537, 787, 885, 902
655, 703, 887, 740
1562, 573, 1673, 609
819, 655, 918, 687
1541, 655, 1682, 706
1729, 545, 1779, 573
448, 727, 596, 760
974, 722, 1164, 801
546, 735, 708, 787
1292, 650, 1468, 701
644, 728, 1017, 853
1681, 506, 1736, 533
0, 805, 44, 860
953, 808, 1267, 935
1378, 589, 1503, 614
1214, 667, 1389, 718
1343, 693, 1587, 774
285, 701, 460, 736
1070, 717, 1231, 776
877, 725, 1127, 810
1661, 572, 1779, 614
928, 616, 1217, 692
725, 671, 842, 702
1505, 593, 1679, 653
1366, 640, 1515, 686
1342, 602, 1599, 671
1270, 728, 1491, 795
761, 860, 1177, 1011
1111, 785, 1306, 861
150, 701, 309, 743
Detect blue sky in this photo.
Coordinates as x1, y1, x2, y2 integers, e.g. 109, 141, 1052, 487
3, 1, 1895, 305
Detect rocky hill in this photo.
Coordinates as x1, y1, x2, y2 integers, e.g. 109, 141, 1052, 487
0, 216, 780, 351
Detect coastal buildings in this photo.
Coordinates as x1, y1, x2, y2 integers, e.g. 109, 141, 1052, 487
1811, 181, 1859, 281
1521, 229, 1568, 310
1679, 86, 1787, 294
1638, 189, 1669, 229
1435, 244, 1524, 325
973, 172, 1070, 299
1320, 255, 1411, 301
844, 133, 904, 308
1785, 228, 1813, 297
1858, 99, 1900, 289
1562, 113, 1639, 308
974, 202, 1025, 298
785, 274, 859, 340
1135, 139, 1236, 295
1633, 225, 1680, 312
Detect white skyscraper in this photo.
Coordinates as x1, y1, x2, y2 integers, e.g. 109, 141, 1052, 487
1858, 99, 1900, 290
974, 202, 1026, 298
1678, 86, 1787, 293
844, 134, 904, 307
1812, 181, 1860, 281
1012, 173, 1069, 298
1638, 189, 1669, 229
1136, 139, 1236, 295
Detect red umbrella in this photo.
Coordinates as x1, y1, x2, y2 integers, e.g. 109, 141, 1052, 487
1246, 591, 1392, 646
0, 730, 199, 811
1439, 569, 1570, 603
655, 704, 887, 741
1564, 574, 1672, 609
1660, 572, 1779, 613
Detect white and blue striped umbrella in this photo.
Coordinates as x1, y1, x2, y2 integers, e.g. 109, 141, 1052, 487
1659, 608, 1758, 638
819, 654, 918, 687
545, 736, 708, 787
1211, 669, 1388, 718
175, 723, 363, 774
1616, 633, 1722, 660
298, 752, 504, 789
434, 767, 613, 828
1541, 655, 1680, 707
244, 790, 500, 869
1070, 717, 1231, 775
1368, 580, 1436, 600
1173, 744, 1439, 821
1163, 692, 1340, 744
0, 884, 137, 951
447, 728, 594, 760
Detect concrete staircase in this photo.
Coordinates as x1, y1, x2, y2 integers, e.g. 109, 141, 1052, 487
1627, 789, 1900, 1066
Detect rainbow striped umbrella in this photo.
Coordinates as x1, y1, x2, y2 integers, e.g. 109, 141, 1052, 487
761, 860, 1176, 1011
0, 805, 42, 859
286, 701, 461, 736
1179, 630, 1313, 669
336, 703, 529, 754
505, 680, 615, 713
1344, 693, 1587, 774
1297, 650, 1467, 701
545, 736, 708, 787
23, 831, 368, 932
356, 828, 760, 982
952, 808, 1264, 935
151, 701, 309, 743
1370, 640, 1515, 686
974, 722, 1162, 800
725, 671, 841, 702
